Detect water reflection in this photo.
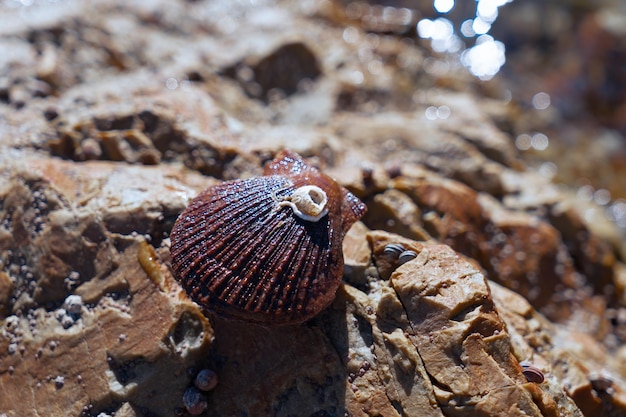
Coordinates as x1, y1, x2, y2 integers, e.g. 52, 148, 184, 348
417, 17, 462, 53
515, 132, 549, 151
460, 35, 505, 80
424, 105, 450, 120
433, 0, 454, 14
532, 92, 551, 110
417, 0, 514, 79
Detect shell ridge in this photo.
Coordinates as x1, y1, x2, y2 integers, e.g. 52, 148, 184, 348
220, 210, 291, 308
172, 179, 280, 301
177, 182, 260, 254
213, 177, 293, 267
189, 258, 233, 303
176, 199, 268, 285
203, 178, 286, 264
340, 189, 367, 235
272, 218, 329, 317
237, 211, 300, 312
248, 214, 310, 314
207, 178, 295, 308
295, 218, 334, 314
213, 200, 274, 266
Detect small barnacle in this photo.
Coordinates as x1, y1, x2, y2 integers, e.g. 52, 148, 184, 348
276, 185, 328, 222
55, 309, 75, 329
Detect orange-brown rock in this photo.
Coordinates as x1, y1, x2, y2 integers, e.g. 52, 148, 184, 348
1, 1, 625, 416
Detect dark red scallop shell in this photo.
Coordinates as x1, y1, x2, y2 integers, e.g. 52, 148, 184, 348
170, 150, 366, 325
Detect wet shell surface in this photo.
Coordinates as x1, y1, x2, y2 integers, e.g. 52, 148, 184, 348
170, 150, 367, 325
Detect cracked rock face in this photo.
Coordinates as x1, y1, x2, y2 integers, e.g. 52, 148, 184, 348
1, 1, 626, 417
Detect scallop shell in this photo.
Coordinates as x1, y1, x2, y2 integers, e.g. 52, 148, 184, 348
170, 150, 367, 325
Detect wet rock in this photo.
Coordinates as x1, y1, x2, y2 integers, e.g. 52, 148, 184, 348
0, 272, 13, 316
0, 239, 213, 416
491, 281, 626, 417
224, 42, 322, 102
362, 188, 430, 241
366, 231, 548, 416
342, 221, 371, 286
390, 174, 489, 264
1, 1, 625, 416
0, 157, 213, 416
548, 201, 617, 301
332, 112, 508, 196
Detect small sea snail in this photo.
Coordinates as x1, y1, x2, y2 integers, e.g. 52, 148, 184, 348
183, 387, 208, 415
170, 150, 367, 325
398, 250, 417, 265
520, 361, 545, 384
383, 243, 417, 265
383, 243, 406, 258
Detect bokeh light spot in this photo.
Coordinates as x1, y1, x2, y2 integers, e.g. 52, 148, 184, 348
532, 92, 551, 110
434, 0, 455, 14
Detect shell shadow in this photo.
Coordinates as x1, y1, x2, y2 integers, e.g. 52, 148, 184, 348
206, 313, 348, 417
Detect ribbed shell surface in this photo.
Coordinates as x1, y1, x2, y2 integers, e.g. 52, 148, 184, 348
170, 151, 366, 325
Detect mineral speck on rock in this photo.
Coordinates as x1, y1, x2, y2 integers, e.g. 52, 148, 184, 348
54, 375, 65, 389
63, 294, 83, 315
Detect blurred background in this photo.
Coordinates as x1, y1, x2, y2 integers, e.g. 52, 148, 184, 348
336, 0, 626, 234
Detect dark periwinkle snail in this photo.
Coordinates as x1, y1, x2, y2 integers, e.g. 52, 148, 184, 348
383, 243, 406, 258
398, 250, 417, 265
170, 150, 367, 325
183, 387, 208, 415
383, 243, 417, 266
194, 369, 218, 392
520, 361, 545, 384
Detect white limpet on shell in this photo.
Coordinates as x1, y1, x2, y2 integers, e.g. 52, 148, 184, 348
277, 185, 328, 222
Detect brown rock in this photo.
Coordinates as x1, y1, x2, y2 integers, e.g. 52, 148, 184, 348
0, 157, 214, 416
332, 112, 507, 196
357, 168, 615, 336
362, 188, 430, 241
206, 317, 345, 416
0, 240, 213, 417
548, 201, 617, 302
491, 281, 626, 417
0, 272, 13, 316
223, 41, 322, 102
342, 221, 372, 285
1, 1, 626, 416
391, 175, 488, 261
368, 231, 545, 416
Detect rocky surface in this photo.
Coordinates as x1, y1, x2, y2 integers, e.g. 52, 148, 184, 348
1, 1, 626, 416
